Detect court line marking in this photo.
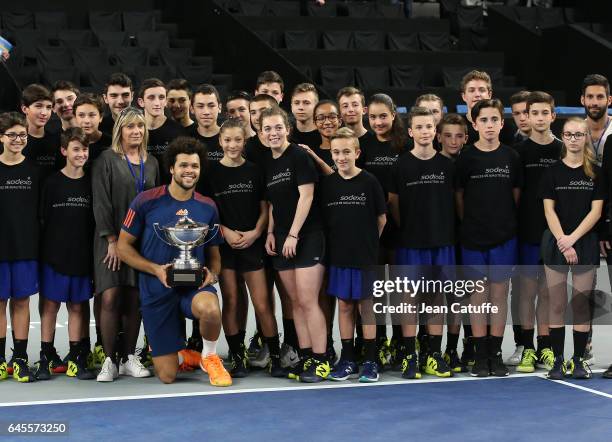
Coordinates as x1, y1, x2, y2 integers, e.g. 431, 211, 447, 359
548, 378, 612, 400
1, 370, 602, 408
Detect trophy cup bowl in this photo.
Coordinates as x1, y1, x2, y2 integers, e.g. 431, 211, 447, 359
154, 216, 219, 287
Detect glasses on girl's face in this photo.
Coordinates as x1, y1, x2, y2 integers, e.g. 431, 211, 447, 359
562, 131, 586, 140
2, 132, 28, 141
315, 114, 339, 123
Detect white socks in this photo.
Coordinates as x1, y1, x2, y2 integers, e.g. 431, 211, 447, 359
202, 339, 218, 357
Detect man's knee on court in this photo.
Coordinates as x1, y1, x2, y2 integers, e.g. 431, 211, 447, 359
192, 294, 220, 320
156, 367, 177, 384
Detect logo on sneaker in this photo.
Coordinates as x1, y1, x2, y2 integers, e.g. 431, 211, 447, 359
176, 208, 189, 216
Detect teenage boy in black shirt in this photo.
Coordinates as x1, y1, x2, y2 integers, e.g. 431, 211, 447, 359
514, 91, 562, 374
509, 91, 532, 146
337, 87, 369, 139
20, 84, 61, 181
323, 128, 387, 383
33, 128, 96, 381
0, 112, 40, 383
456, 98, 522, 378
138, 78, 184, 184
100, 73, 134, 138
74, 93, 111, 164
189, 84, 223, 165
290, 83, 321, 149
52, 80, 79, 132
166, 78, 195, 130
254, 70, 284, 105
226, 91, 256, 140
389, 107, 455, 380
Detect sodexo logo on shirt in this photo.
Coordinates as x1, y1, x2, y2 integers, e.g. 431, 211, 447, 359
340, 192, 367, 202
5, 177, 32, 186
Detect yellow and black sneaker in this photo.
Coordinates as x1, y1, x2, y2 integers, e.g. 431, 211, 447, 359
401, 352, 422, 379
298, 358, 330, 383
443, 349, 465, 373
0, 357, 8, 380
93, 344, 106, 366
288, 356, 311, 380
12, 358, 35, 383
67, 355, 96, 380
425, 352, 453, 378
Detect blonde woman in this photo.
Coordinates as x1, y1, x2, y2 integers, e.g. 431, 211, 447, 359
92, 107, 159, 381
540, 117, 604, 380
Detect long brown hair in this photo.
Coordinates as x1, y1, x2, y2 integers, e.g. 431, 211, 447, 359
561, 117, 596, 179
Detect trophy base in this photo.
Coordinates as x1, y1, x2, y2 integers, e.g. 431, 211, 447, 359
167, 267, 203, 287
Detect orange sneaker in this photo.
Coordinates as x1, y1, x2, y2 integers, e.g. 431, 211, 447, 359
178, 349, 201, 368
200, 354, 232, 387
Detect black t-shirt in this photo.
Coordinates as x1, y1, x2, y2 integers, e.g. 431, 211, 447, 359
40, 171, 94, 276
264, 143, 322, 235
390, 152, 455, 248
188, 126, 223, 164
99, 114, 115, 138
455, 144, 523, 250
208, 160, 264, 231
244, 135, 268, 172
88, 132, 113, 165
148, 118, 184, 183
0, 159, 40, 262
22, 131, 62, 182
358, 134, 401, 198
291, 128, 322, 150
515, 138, 562, 244
312, 145, 336, 171
320, 170, 386, 268
540, 161, 605, 234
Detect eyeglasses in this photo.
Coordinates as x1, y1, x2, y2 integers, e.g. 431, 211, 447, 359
2, 132, 28, 141
314, 114, 339, 123
562, 131, 586, 140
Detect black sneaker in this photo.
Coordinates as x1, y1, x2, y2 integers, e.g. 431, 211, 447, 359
546, 356, 566, 380
489, 352, 509, 377
298, 358, 330, 383
67, 354, 96, 380
49, 350, 67, 374
230, 344, 249, 378
568, 356, 591, 380
444, 349, 465, 373
268, 355, 288, 378
247, 332, 262, 359
186, 335, 203, 353
401, 352, 421, 379
603, 364, 612, 379
12, 358, 35, 383
32, 354, 51, 381
288, 356, 311, 380
470, 358, 489, 377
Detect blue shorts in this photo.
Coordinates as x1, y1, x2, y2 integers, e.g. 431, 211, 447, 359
394, 246, 457, 281
40, 264, 92, 303
461, 237, 517, 282
141, 286, 217, 357
327, 266, 366, 301
0, 260, 38, 300
517, 242, 542, 278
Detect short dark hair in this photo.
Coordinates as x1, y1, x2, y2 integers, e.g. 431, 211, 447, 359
471, 98, 504, 121
192, 84, 221, 105
255, 71, 284, 92
52, 80, 79, 96
251, 94, 277, 108
138, 78, 166, 99
21, 84, 53, 107
509, 90, 531, 106
438, 113, 468, 134
461, 70, 492, 93
61, 127, 88, 149
337, 86, 365, 107
582, 74, 610, 96
291, 83, 318, 100
225, 90, 252, 107
166, 78, 193, 99
527, 91, 555, 112
415, 94, 444, 110
164, 136, 206, 172
408, 106, 436, 127
314, 99, 339, 117
0, 112, 27, 134
73, 93, 105, 115
105, 72, 133, 93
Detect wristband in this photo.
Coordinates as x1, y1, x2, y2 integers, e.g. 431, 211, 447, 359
288, 233, 298, 240
267, 231, 274, 235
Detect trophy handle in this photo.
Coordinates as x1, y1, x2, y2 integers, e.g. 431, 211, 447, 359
202, 223, 221, 246
153, 223, 176, 247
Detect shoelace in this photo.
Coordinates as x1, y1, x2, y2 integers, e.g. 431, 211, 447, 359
206, 355, 225, 373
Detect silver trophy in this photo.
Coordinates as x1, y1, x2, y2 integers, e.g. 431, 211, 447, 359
154, 216, 219, 287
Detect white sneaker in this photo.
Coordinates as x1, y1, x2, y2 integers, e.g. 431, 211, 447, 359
505, 345, 524, 366
249, 344, 270, 368
280, 343, 299, 368
97, 357, 118, 382
119, 354, 152, 378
